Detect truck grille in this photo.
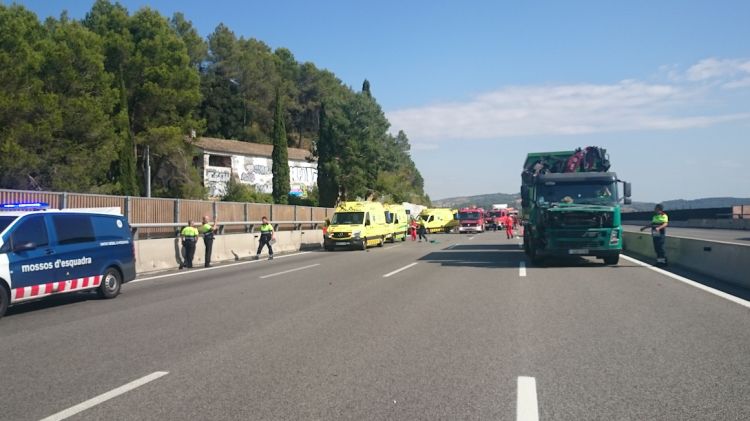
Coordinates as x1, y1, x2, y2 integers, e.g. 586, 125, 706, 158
549, 211, 614, 228
555, 240, 604, 248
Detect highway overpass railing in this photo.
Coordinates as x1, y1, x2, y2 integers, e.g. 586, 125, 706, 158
0, 188, 335, 239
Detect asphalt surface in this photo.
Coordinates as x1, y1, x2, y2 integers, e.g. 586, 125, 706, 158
623, 224, 750, 245
1, 232, 749, 420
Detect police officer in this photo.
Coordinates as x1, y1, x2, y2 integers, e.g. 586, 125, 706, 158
256, 216, 274, 260
199, 215, 218, 268
641, 204, 669, 265
180, 220, 199, 269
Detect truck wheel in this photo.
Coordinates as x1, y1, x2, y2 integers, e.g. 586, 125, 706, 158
529, 247, 544, 266
0, 284, 9, 318
603, 254, 620, 265
98, 268, 122, 299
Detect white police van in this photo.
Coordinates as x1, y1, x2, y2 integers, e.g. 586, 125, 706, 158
0, 203, 136, 318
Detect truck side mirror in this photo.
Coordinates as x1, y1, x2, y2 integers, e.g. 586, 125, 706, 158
624, 197, 632, 205
623, 182, 632, 198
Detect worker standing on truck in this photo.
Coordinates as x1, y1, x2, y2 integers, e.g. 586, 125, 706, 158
640, 204, 669, 266
256, 216, 275, 260
180, 220, 199, 269
199, 215, 218, 268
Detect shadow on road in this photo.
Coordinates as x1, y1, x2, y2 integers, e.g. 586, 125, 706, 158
419, 249, 522, 269
5, 291, 98, 317
446, 244, 522, 251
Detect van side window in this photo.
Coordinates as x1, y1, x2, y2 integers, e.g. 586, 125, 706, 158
52, 214, 95, 245
12, 215, 49, 248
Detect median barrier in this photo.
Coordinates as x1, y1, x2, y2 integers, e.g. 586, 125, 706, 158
135, 230, 324, 273
625, 219, 750, 230
622, 231, 750, 289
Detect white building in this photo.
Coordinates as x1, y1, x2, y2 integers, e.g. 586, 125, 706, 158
194, 137, 317, 198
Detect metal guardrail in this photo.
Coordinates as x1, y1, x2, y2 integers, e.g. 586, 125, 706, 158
130, 220, 326, 240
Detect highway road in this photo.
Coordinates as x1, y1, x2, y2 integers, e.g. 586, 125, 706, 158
1, 232, 749, 420
623, 224, 750, 245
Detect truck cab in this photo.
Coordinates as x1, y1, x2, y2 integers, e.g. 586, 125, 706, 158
521, 149, 632, 265
457, 207, 486, 233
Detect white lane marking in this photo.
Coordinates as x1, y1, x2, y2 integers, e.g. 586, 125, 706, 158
519, 261, 527, 277
387, 244, 403, 250
517, 376, 539, 421
621, 255, 750, 309
131, 252, 312, 284
383, 262, 418, 278
259, 263, 321, 279
40, 371, 169, 421
446, 243, 458, 250
468, 236, 475, 240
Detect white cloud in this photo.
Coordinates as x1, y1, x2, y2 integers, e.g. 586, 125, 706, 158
686, 58, 750, 81
387, 58, 750, 142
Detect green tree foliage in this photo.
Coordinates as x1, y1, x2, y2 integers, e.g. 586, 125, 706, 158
0, 2, 428, 206
271, 89, 290, 204
222, 177, 272, 203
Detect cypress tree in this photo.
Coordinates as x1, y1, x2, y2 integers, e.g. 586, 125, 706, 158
316, 103, 338, 207
271, 88, 290, 204
362, 79, 371, 97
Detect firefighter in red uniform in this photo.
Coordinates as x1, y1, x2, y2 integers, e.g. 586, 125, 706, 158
504, 215, 515, 239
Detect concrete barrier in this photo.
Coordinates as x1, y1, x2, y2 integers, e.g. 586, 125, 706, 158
135, 230, 324, 273
626, 219, 750, 230
623, 231, 750, 289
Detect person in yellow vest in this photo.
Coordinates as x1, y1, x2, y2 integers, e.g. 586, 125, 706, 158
256, 216, 274, 260
180, 219, 199, 269
641, 204, 669, 265
199, 215, 219, 268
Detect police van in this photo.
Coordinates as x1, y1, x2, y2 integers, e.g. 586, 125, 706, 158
0, 203, 136, 318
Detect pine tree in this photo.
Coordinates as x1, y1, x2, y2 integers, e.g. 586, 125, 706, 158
271, 88, 290, 204
362, 79, 371, 97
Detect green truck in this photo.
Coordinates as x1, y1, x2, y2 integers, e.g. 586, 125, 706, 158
520, 147, 631, 265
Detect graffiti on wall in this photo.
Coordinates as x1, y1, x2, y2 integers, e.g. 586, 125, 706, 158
203, 153, 318, 198
205, 167, 231, 197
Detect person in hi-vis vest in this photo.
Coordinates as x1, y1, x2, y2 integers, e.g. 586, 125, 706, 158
256, 216, 275, 260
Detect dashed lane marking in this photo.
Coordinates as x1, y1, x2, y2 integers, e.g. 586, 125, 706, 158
259, 263, 321, 279
383, 262, 418, 278
519, 261, 527, 277
517, 376, 539, 421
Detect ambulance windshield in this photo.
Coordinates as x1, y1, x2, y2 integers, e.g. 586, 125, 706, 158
331, 212, 365, 225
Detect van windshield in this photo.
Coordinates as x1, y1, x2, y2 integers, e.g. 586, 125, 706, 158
331, 212, 365, 225
0, 216, 17, 234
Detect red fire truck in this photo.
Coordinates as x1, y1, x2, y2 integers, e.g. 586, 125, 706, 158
457, 207, 486, 233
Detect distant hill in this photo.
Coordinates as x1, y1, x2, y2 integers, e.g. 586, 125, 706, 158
434, 193, 750, 212
432, 193, 521, 209
627, 197, 750, 212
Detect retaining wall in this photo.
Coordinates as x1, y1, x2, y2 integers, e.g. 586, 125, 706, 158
622, 231, 750, 289
135, 230, 323, 273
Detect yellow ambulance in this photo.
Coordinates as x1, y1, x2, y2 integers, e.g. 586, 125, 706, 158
384, 204, 409, 243
324, 201, 389, 250
418, 208, 459, 233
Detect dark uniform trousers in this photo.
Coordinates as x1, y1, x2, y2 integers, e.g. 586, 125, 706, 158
203, 233, 214, 267
257, 233, 273, 255
182, 237, 197, 268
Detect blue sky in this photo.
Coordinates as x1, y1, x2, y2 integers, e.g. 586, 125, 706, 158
12, 0, 750, 202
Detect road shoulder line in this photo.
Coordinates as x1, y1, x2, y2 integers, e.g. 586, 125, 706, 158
621, 255, 750, 309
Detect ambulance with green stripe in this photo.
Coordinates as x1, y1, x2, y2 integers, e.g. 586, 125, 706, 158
384, 204, 408, 243
324, 201, 389, 250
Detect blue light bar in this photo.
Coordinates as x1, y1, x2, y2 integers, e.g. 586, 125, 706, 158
0, 202, 50, 211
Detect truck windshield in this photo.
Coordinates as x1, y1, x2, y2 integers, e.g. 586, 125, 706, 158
537, 182, 617, 205
331, 212, 365, 225
0, 216, 17, 235
458, 212, 482, 219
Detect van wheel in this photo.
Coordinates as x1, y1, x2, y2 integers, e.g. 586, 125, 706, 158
401, 234, 406, 242
0, 285, 9, 318
378, 236, 385, 247
360, 238, 367, 250
98, 268, 121, 299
